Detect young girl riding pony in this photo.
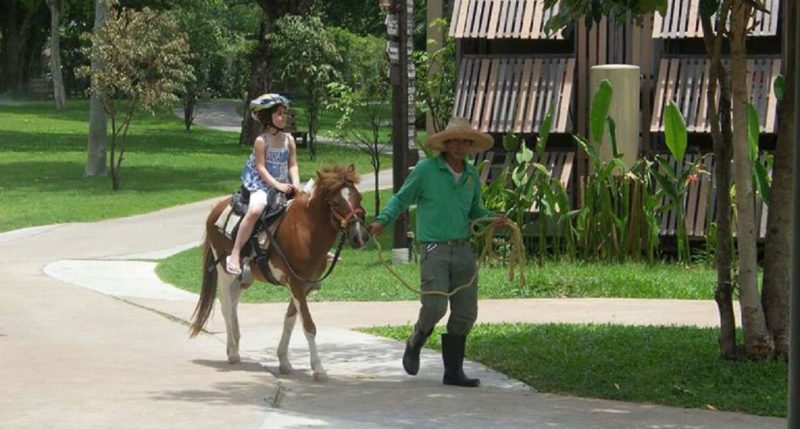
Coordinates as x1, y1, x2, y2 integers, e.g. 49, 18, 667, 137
227, 93, 301, 275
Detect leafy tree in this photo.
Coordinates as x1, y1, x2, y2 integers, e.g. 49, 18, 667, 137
79, 4, 192, 190
173, 0, 227, 130
544, 0, 667, 34
271, 14, 341, 160
328, 27, 385, 92
320, 0, 385, 36
326, 80, 391, 215
548, 0, 789, 360
45, 0, 67, 110
325, 28, 390, 213
415, 18, 456, 134
238, 0, 314, 148
0, 0, 49, 93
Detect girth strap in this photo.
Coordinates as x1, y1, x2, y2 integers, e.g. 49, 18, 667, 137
256, 229, 346, 284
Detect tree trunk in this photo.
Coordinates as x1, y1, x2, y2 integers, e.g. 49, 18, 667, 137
241, 1, 314, 146
701, 4, 737, 359
0, 0, 21, 93
730, 0, 774, 358
239, 35, 270, 146
46, 0, 66, 110
183, 88, 196, 131
86, 0, 108, 177
761, 0, 795, 359
17, 3, 47, 92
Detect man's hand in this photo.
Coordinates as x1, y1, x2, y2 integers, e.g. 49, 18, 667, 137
368, 222, 384, 236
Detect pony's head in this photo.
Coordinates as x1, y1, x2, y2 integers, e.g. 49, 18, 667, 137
315, 165, 369, 249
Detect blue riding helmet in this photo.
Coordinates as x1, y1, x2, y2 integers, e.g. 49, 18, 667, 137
250, 93, 290, 112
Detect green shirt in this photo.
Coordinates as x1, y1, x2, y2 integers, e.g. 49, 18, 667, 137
375, 154, 492, 242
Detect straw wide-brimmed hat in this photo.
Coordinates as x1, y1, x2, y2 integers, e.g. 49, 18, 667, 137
425, 117, 493, 153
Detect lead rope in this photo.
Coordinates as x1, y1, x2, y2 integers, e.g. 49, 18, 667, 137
374, 217, 525, 297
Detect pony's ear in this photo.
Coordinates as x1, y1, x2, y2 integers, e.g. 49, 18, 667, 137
347, 164, 355, 172
316, 170, 322, 180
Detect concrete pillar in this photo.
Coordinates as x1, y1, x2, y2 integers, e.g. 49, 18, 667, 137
589, 65, 641, 169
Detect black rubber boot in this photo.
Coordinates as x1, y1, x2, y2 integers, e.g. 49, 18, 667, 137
441, 333, 480, 387
402, 326, 431, 375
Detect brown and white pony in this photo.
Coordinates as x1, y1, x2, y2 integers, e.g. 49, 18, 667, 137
190, 165, 369, 382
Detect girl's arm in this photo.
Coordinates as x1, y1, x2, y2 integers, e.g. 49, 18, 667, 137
253, 136, 282, 188
286, 134, 301, 188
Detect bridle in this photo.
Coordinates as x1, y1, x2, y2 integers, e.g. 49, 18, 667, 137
327, 183, 365, 231
329, 200, 365, 230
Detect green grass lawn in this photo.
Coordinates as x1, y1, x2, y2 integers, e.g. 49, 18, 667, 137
365, 324, 788, 417
0, 100, 387, 232
157, 238, 718, 303
286, 99, 428, 144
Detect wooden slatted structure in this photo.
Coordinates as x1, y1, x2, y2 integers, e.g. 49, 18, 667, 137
659, 153, 770, 240
653, 0, 781, 39
650, 56, 782, 133
453, 55, 575, 134
448, 0, 564, 39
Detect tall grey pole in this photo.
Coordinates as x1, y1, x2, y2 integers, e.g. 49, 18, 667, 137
790, 0, 800, 424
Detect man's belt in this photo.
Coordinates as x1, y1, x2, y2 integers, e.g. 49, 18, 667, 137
421, 239, 471, 246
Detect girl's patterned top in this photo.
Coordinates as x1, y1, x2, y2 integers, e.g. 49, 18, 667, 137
241, 133, 290, 191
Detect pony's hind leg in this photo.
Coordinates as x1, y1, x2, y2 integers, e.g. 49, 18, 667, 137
217, 268, 244, 364
292, 292, 327, 382
277, 301, 298, 374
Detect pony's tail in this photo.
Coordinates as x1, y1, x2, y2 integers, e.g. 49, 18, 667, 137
189, 236, 217, 337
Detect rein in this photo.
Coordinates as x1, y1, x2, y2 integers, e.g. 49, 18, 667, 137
258, 228, 346, 284
374, 217, 525, 297
256, 197, 362, 284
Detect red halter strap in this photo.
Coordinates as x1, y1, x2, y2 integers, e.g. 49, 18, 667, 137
330, 204, 364, 230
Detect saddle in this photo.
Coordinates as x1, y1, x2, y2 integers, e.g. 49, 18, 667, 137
215, 187, 293, 285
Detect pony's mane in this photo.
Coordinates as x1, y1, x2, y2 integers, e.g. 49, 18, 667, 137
315, 165, 360, 195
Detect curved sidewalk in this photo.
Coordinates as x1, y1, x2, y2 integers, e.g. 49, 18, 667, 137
0, 197, 784, 429
0, 102, 783, 428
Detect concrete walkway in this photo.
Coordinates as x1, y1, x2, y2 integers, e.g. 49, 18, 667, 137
0, 101, 785, 428
0, 201, 785, 429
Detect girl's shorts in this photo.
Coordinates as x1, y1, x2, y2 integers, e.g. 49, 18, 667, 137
249, 189, 268, 207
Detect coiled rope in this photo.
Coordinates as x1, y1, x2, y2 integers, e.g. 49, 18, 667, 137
373, 217, 525, 297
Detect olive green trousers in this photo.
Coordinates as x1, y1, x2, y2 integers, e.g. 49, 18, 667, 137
415, 241, 478, 336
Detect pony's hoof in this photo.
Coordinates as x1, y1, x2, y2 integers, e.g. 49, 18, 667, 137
227, 354, 241, 364
279, 363, 294, 374
313, 371, 329, 383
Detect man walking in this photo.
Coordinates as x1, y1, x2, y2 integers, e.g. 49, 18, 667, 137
368, 117, 507, 387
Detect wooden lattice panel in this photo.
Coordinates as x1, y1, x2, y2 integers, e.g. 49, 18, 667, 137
449, 0, 564, 39
653, 0, 780, 38
657, 153, 770, 240
650, 56, 781, 134
453, 55, 575, 134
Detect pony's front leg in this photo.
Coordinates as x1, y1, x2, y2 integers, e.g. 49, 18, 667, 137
292, 292, 327, 382
277, 301, 297, 374
217, 269, 244, 364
